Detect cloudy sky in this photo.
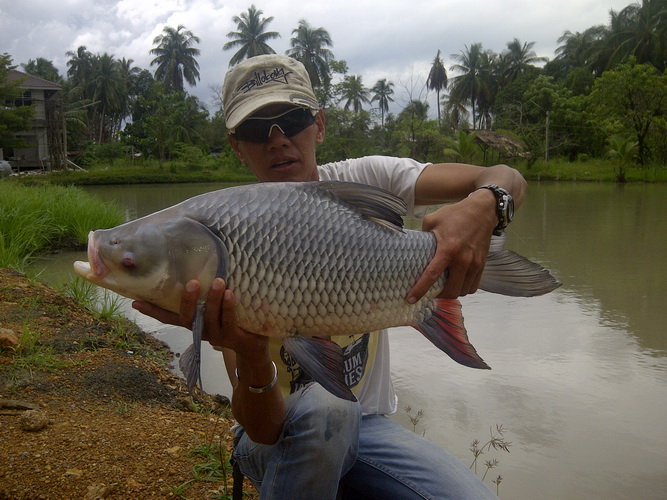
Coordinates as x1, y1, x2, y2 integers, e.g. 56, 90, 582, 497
1, 0, 632, 116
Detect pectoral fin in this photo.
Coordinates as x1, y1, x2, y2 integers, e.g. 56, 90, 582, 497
179, 301, 206, 394
283, 336, 356, 401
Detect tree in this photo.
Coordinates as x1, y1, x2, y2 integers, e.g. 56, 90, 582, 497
21, 58, 63, 84
426, 50, 447, 125
444, 129, 480, 163
338, 75, 370, 113
66, 46, 93, 91
286, 19, 334, 89
588, 61, 667, 164
450, 43, 494, 129
150, 25, 201, 92
223, 5, 280, 67
0, 53, 34, 152
606, 0, 667, 71
90, 53, 124, 142
503, 39, 548, 81
370, 78, 394, 127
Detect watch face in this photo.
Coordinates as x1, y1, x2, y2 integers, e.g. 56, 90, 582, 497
506, 195, 514, 222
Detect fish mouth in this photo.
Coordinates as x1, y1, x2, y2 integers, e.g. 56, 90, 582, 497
73, 231, 110, 280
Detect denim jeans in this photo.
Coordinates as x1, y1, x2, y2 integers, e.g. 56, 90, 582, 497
233, 383, 496, 500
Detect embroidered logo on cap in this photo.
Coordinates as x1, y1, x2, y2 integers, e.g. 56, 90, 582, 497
237, 67, 293, 94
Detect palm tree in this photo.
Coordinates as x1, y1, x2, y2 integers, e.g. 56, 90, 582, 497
223, 5, 280, 66
450, 43, 492, 129
426, 50, 447, 125
21, 58, 63, 83
370, 79, 394, 127
66, 46, 93, 89
90, 53, 124, 142
286, 19, 334, 89
150, 25, 201, 92
503, 39, 548, 81
338, 75, 370, 113
606, 0, 667, 71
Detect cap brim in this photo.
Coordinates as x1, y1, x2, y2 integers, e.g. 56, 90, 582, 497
226, 91, 319, 130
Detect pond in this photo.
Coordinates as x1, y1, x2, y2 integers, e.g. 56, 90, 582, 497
31, 181, 667, 499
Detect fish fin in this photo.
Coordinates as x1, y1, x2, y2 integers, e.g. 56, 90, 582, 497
415, 298, 490, 370
480, 235, 561, 297
179, 301, 206, 394
283, 335, 357, 401
313, 181, 407, 232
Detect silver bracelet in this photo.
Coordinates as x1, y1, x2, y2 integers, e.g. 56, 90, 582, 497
235, 361, 278, 394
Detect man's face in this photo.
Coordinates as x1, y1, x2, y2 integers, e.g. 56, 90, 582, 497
229, 106, 325, 183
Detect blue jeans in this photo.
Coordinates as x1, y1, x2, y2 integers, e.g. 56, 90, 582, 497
233, 383, 496, 499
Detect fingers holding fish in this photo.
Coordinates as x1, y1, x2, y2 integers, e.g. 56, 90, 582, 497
202, 278, 270, 360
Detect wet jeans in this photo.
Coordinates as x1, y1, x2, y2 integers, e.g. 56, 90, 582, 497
233, 383, 496, 499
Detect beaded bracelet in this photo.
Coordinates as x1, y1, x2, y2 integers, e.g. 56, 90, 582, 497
235, 361, 278, 394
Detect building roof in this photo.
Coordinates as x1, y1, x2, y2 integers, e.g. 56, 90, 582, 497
6, 69, 62, 90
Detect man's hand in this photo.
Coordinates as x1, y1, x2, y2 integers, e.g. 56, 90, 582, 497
407, 189, 497, 302
132, 279, 269, 359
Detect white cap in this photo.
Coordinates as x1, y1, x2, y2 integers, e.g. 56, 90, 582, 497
223, 55, 320, 130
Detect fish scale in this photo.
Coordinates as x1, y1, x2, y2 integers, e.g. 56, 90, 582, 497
73, 180, 561, 399
201, 188, 440, 337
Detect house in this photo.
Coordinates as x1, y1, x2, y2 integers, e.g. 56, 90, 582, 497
3, 70, 66, 170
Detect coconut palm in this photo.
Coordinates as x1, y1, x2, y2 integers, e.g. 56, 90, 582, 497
66, 46, 93, 89
606, 0, 667, 71
223, 5, 280, 67
370, 78, 394, 127
150, 25, 201, 92
21, 58, 63, 83
89, 53, 124, 142
503, 39, 548, 81
449, 43, 493, 129
338, 75, 370, 113
426, 50, 447, 125
286, 19, 334, 88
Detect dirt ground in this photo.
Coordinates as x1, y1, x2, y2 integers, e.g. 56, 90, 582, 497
0, 267, 257, 499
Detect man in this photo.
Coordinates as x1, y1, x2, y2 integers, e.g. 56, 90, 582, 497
135, 55, 526, 499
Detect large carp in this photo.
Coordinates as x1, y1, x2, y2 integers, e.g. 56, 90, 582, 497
74, 181, 560, 400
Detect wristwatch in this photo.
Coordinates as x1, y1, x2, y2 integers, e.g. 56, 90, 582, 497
477, 184, 514, 236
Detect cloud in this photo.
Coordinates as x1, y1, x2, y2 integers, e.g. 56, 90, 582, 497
1, 0, 631, 114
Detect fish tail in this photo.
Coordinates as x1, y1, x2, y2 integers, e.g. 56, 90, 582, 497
480, 235, 561, 297
414, 298, 490, 370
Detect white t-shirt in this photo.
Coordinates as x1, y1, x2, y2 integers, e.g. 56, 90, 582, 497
270, 156, 430, 415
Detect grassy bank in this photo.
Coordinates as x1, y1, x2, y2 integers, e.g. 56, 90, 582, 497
515, 158, 667, 182
0, 182, 125, 271
12, 160, 257, 187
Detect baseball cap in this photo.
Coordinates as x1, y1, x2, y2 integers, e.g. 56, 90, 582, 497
223, 54, 320, 131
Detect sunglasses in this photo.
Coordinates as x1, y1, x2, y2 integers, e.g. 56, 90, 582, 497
231, 107, 317, 143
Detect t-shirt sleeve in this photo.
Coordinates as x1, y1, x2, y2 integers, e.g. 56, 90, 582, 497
317, 156, 431, 217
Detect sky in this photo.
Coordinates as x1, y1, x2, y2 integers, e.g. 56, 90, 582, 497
1, 0, 633, 117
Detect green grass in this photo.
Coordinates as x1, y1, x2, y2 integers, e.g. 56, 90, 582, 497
2, 324, 66, 382
14, 160, 257, 187
516, 158, 667, 182
0, 183, 125, 271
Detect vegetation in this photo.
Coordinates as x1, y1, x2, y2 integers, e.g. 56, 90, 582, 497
0, 183, 124, 270
1, 1, 666, 182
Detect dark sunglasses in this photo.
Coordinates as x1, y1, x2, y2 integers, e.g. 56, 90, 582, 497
232, 107, 317, 143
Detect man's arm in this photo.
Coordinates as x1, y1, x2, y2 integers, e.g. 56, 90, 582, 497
407, 162, 527, 301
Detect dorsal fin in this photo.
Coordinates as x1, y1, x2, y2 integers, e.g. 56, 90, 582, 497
311, 180, 407, 232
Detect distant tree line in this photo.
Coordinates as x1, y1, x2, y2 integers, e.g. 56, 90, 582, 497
2, 0, 666, 170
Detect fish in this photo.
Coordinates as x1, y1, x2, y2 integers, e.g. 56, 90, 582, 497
73, 181, 561, 401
